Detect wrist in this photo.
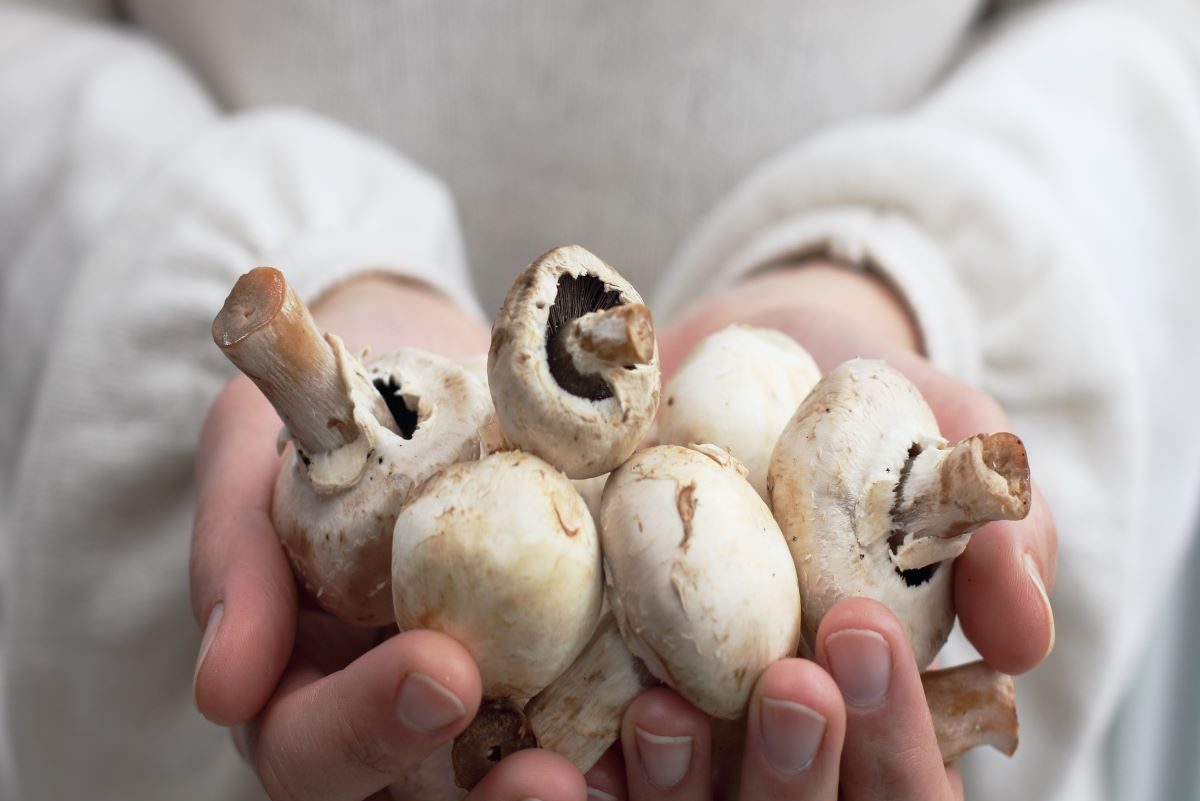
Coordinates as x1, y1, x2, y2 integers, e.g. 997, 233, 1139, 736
740, 262, 922, 354
310, 272, 489, 359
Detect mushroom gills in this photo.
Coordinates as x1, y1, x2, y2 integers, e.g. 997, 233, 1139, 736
545, 273, 624, 400
372, 377, 420, 439
887, 442, 939, 587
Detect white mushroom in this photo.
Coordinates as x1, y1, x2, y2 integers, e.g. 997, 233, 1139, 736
657, 325, 821, 500
213, 267, 492, 626
523, 443, 801, 771
570, 473, 608, 525
923, 661, 1019, 762
391, 450, 604, 787
488, 246, 660, 479
768, 358, 1031, 668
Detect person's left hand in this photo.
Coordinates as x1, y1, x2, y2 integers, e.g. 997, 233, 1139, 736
575, 263, 1055, 801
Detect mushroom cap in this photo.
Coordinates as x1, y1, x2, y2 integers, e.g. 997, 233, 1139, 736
768, 358, 953, 668
392, 450, 604, 700
658, 325, 821, 500
601, 444, 801, 719
570, 473, 608, 525
488, 245, 660, 479
273, 347, 493, 627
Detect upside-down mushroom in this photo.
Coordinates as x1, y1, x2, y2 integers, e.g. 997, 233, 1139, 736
213, 267, 492, 625
767, 358, 1031, 668
762, 358, 1027, 764
488, 245, 660, 479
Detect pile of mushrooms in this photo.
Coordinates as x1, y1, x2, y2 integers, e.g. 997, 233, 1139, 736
212, 247, 1031, 799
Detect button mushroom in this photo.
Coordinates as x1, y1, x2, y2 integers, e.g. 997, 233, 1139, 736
767, 358, 1032, 668
390, 450, 604, 787
523, 443, 802, 772
658, 325, 822, 501
213, 267, 492, 625
488, 245, 660, 479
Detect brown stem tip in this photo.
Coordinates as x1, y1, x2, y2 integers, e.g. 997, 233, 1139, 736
923, 660, 1018, 763
569, 303, 656, 367
451, 700, 537, 790
212, 267, 398, 456
892, 432, 1032, 571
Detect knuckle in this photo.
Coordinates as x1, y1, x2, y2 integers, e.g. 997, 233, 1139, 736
332, 690, 399, 780
255, 740, 307, 801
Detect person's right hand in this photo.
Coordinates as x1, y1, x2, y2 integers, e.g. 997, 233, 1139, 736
190, 275, 589, 801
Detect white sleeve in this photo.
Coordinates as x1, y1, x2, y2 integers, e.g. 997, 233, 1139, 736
658, 2, 1200, 799
0, 6, 474, 801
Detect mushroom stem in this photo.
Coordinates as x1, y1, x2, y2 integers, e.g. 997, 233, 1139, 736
566, 303, 656, 369
922, 661, 1019, 763
213, 267, 399, 454
451, 701, 536, 790
524, 613, 658, 772
891, 433, 1031, 571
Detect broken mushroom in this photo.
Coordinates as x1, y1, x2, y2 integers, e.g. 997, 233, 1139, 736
213, 267, 492, 625
923, 660, 1019, 762
658, 325, 822, 500
488, 245, 660, 479
768, 358, 1031, 668
391, 449, 604, 787
522, 443, 801, 772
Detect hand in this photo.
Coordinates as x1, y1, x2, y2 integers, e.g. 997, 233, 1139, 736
576, 263, 1056, 801
660, 263, 1057, 676
586, 598, 970, 801
190, 275, 588, 801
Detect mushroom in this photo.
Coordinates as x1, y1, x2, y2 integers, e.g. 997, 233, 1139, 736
922, 661, 1019, 762
522, 443, 801, 772
391, 449, 604, 787
488, 245, 660, 479
658, 325, 822, 500
570, 473, 608, 525
213, 267, 492, 625
767, 358, 1031, 668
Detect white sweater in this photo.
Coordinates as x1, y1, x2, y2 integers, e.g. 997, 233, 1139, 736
1, 1, 1198, 799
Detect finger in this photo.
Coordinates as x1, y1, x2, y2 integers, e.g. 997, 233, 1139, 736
292, 608, 387, 676
248, 629, 481, 801
901, 367, 1057, 675
946, 765, 965, 801
585, 746, 628, 801
621, 687, 712, 801
954, 492, 1057, 674
737, 659, 844, 801
815, 599, 953, 801
192, 376, 298, 725
467, 749, 588, 801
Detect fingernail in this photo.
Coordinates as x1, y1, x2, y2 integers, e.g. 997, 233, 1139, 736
396, 672, 466, 732
587, 790, 619, 801
1025, 553, 1055, 658
825, 629, 891, 707
635, 727, 692, 789
759, 697, 826, 774
193, 602, 224, 691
